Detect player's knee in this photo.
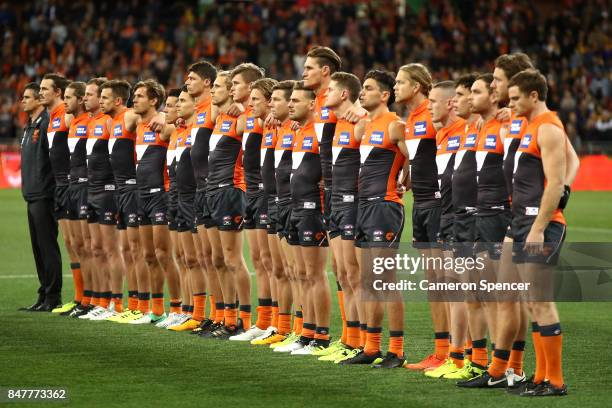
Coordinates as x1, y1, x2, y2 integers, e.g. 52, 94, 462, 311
211, 254, 226, 271
183, 253, 198, 270
143, 249, 157, 267
271, 263, 285, 280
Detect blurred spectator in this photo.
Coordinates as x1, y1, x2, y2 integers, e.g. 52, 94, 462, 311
0, 0, 609, 154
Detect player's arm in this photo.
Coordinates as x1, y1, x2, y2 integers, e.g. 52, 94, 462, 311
160, 123, 175, 142
353, 118, 366, 143
236, 114, 246, 136
149, 110, 167, 132
342, 100, 368, 124
105, 117, 113, 134
210, 104, 220, 124
390, 120, 411, 191
65, 113, 74, 128
557, 138, 580, 210
123, 109, 140, 132
525, 123, 566, 252
227, 102, 245, 118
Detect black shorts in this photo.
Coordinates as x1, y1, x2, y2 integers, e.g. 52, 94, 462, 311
138, 191, 168, 226
355, 201, 404, 249
244, 192, 269, 230
195, 190, 214, 228
167, 186, 179, 231
115, 189, 139, 230
207, 187, 245, 231
453, 210, 477, 258
276, 203, 292, 240
54, 184, 70, 220
266, 197, 279, 235
512, 220, 566, 265
329, 205, 357, 240
437, 214, 455, 251
323, 188, 332, 227
177, 192, 197, 233
287, 210, 329, 247
475, 211, 512, 260
87, 189, 117, 225
412, 205, 441, 249
67, 183, 88, 221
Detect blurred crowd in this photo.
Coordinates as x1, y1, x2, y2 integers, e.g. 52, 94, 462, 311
1, 0, 610, 150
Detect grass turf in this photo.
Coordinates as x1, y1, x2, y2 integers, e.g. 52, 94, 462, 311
1, 189, 611, 407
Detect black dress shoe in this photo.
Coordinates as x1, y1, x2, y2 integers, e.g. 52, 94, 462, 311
18, 301, 44, 311
34, 302, 62, 312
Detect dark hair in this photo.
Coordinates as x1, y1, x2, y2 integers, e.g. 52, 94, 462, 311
231, 63, 265, 83
187, 60, 217, 83
100, 80, 131, 103
42, 73, 69, 98
306, 46, 342, 74
24, 82, 40, 98
475, 73, 494, 88
86, 77, 108, 96
250, 78, 278, 100
271, 80, 296, 101
330, 72, 361, 103
134, 79, 166, 109
364, 69, 396, 106
508, 69, 548, 101
168, 88, 181, 98
455, 72, 480, 90
494, 53, 535, 81
66, 81, 86, 98
292, 81, 316, 100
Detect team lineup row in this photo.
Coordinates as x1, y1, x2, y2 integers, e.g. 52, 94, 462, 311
19, 46, 577, 398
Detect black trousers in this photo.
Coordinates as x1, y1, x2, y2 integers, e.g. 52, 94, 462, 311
27, 198, 62, 303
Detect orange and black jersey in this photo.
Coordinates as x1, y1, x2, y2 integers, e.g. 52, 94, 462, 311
67, 112, 91, 184
207, 113, 245, 193
274, 121, 295, 205
503, 113, 528, 198
86, 111, 115, 193
359, 111, 405, 205
260, 126, 277, 197
242, 109, 264, 195
109, 109, 137, 191
175, 124, 197, 194
291, 121, 323, 213
512, 111, 566, 225
314, 89, 337, 189
331, 119, 360, 210
166, 128, 179, 193
135, 122, 169, 193
190, 96, 215, 191
405, 99, 440, 208
436, 118, 464, 217
475, 117, 510, 213
47, 104, 70, 185
452, 121, 479, 211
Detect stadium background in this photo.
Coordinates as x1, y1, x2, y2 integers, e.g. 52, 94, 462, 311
0, 1, 611, 406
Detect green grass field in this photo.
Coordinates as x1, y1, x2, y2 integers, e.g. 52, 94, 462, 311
1, 189, 611, 407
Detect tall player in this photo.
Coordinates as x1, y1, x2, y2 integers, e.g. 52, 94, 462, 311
395, 64, 449, 371
341, 70, 408, 368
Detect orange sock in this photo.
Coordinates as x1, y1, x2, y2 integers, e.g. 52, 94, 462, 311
99, 296, 110, 309
278, 313, 292, 335
255, 303, 273, 330
488, 350, 510, 378
388, 331, 404, 357
509, 341, 525, 376
359, 325, 367, 348
215, 305, 225, 323
82, 290, 92, 306
137, 293, 150, 313
465, 339, 473, 362
271, 304, 279, 328
434, 332, 450, 360
151, 294, 164, 316
70, 263, 83, 303
294, 312, 303, 335
532, 324, 547, 384
91, 293, 99, 306
192, 293, 206, 321
472, 338, 488, 367
209, 295, 216, 320
224, 305, 238, 326
315, 327, 330, 342
364, 328, 382, 355
301, 323, 315, 340
540, 324, 564, 388
449, 345, 465, 368
337, 289, 347, 344
127, 291, 138, 310
111, 295, 123, 313
239, 307, 252, 329
170, 298, 181, 315
346, 322, 360, 348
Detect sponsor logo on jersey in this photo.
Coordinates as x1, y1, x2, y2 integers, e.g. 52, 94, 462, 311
485, 135, 497, 149
320, 107, 329, 120
369, 131, 384, 145
338, 132, 350, 145
414, 121, 427, 136
510, 119, 523, 135
521, 134, 532, 148
185, 135, 192, 146
144, 131, 156, 143
94, 125, 104, 136
246, 117, 255, 130
265, 133, 274, 147
76, 125, 87, 136
447, 136, 460, 151
464, 133, 477, 147
52, 117, 61, 129
221, 120, 232, 133
113, 124, 123, 137
302, 136, 313, 149
281, 134, 293, 148
197, 112, 206, 125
